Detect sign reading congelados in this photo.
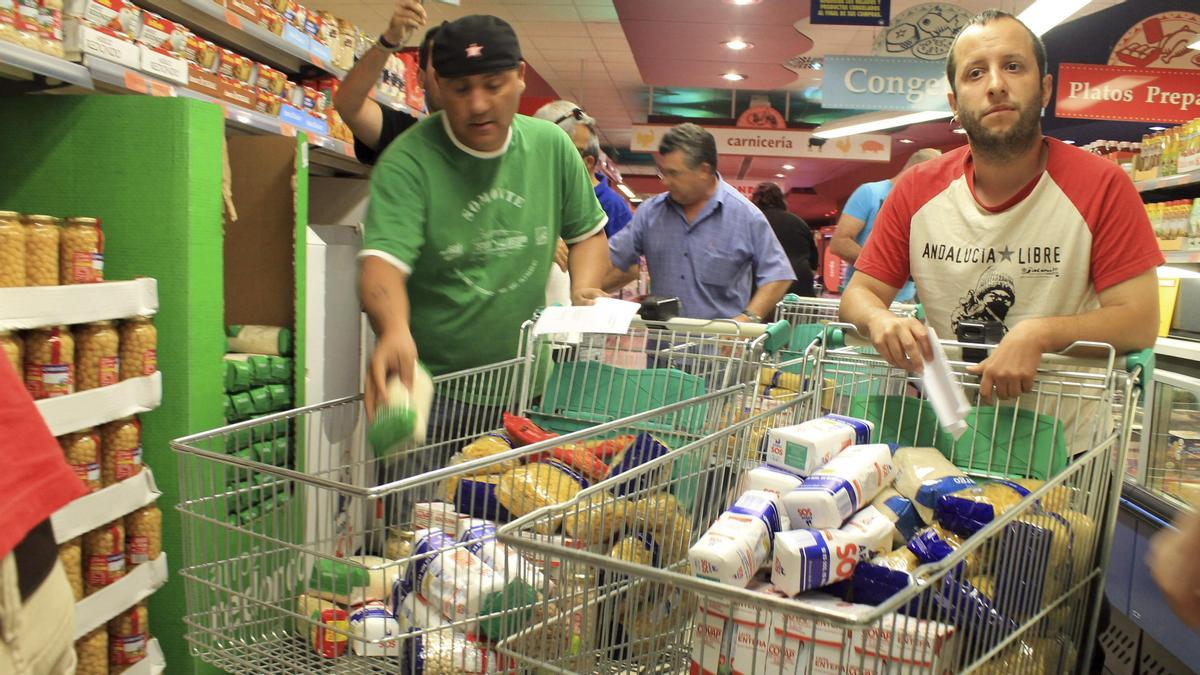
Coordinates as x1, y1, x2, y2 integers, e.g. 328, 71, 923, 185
822, 55, 951, 112
630, 124, 892, 162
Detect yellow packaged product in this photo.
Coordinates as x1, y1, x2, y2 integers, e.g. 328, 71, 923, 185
0, 211, 25, 287
124, 504, 162, 569
22, 214, 60, 286
562, 491, 629, 545
495, 461, 585, 518
101, 417, 141, 486
119, 316, 156, 379
459, 433, 520, 473
75, 627, 107, 675
108, 604, 148, 673
631, 493, 692, 563
60, 216, 103, 284
758, 366, 802, 392
932, 479, 1031, 537
24, 325, 74, 399
60, 429, 102, 492
59, 537, 83, 600
74, 321, 120, 391
83, 521, 125, 595
1012, 477, 1076, 514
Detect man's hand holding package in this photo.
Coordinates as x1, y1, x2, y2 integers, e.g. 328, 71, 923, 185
383, 0, 426, 46
968, 321, 1044, 404
366, 329, 418, 421
867, 312, 932, 374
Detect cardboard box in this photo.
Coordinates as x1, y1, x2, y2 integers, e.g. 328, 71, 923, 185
64, 0, 139, 39
254, 89, 283, 116
216, 46, 255, 85
64, 18, 139, 68
186, 62, 221, 98
258, 5, 284, 36
225, 0, 260, 24
137, 10, 184, 54
255, 62, 286, 96
184, 32, 218, 70
138, 44, 187, 85
218, 75, 257, 110
690, 582, 811, 675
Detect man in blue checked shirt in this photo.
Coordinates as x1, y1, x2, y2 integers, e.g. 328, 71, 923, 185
605, 123, 795, 321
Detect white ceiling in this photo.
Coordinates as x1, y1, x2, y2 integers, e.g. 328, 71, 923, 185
317, 0, 1126, 151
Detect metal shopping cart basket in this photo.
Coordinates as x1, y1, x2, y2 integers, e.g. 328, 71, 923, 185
496, 326, 1152, 674
170, 317, 795, 673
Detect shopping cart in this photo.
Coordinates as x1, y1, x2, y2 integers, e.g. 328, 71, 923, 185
497, 326, 1151, 674
774, 292, 918, 355
170, 317, 795, 673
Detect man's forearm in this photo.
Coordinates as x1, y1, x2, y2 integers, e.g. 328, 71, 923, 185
567, 232, 609, 292
839, 284, 893, 335
745, 280, 791, 319
359, 256, 411, 336
333, 45, 391, 147
602, 264, 639, 293
1018, 305, 1158, 356
829, 237, 862, 263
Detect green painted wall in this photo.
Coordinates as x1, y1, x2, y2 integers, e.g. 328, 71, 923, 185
0, 95, 226, 673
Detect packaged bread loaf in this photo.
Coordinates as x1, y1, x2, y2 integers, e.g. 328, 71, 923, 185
84, 521, 125, 594
0, 330, 21, 375
59, 537, 84, 600
75, 627, 108, 675
60, 429, 102, 492
0, 211, 26, 287
892, 446, 976, 523
118, 316, 156, 379
24, 325, 74, 399
101, 417, 142, 486
75, 321, 119, 390
124, 504, 162, 569
22, 214, 60, 286
227, 324, 293, 356
108, 604, 148, 673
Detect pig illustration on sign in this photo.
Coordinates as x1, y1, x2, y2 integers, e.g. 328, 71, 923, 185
860, 140, 885, 153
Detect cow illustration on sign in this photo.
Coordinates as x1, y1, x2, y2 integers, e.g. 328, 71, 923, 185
1109, 12, 1200, 69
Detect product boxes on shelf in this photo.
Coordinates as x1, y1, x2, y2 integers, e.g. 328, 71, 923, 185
217, 75, 257, 111
137, 44, 186, 85
64, 18, 138, 68
185, 63, 221, 97
225, 0, 261, 24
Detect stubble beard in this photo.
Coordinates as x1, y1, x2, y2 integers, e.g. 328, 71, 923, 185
959, 99, 1042, 163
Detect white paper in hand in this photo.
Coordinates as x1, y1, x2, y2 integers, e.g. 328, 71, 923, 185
532, 298, 640, 337
921, 326, 971, 439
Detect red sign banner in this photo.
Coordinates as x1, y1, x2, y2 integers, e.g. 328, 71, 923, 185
1056, 62, 1200, 124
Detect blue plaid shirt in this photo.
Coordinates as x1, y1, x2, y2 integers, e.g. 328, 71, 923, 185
609, 179, 795, 319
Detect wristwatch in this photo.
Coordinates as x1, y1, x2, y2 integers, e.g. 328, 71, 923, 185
742, 310, 763, 323
376, 34, 404, 53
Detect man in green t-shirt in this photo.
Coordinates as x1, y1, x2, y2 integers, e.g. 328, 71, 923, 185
359, 14, 610, 416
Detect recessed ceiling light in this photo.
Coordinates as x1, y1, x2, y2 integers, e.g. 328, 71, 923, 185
782, 164, 794, 170
724, 39, 752, 50
1062, 139, 1076, 145
898, 138, 914, 144
722, 72, 746, 81
1149, 125, 1167, 131
775, 173, 785, 178
724, 0, 761, 5
952, 128, 968, 134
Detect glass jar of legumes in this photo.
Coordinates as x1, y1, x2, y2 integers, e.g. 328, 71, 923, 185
61, 216, 104, 284
22, 214, 61, 286
0, 211, 26, 287
25, 325, 74, 399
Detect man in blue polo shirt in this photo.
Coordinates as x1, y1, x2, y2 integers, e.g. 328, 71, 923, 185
606, 123, 794, 321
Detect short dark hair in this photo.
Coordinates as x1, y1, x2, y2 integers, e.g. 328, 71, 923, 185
945, 10, 1046, 95
418, 26, 440, 71
659, 123, 718, 171
751, 182, 787, 211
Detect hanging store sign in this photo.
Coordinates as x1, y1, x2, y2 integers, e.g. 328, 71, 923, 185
630, 124, 892, 162
871, 3, 970, 60
1055, 63, 1200, 124
822, 56, 951, 112
811, 0, 890, 26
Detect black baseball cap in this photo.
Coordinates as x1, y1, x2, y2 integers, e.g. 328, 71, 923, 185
417, 26, 439, 71
432, 15, 522, 78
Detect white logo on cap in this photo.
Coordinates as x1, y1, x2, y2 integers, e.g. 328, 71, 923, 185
466, 43, 483, 58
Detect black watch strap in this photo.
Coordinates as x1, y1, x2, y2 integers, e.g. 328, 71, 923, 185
377, 35, 402, 52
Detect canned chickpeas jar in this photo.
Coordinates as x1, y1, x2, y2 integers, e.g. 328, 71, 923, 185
0, 210, 26, 287
0, 330, 21, 376
61, 216, 104, 284
119, 316, 157, 380
60, 428, 102, 493
75, 321, 120, 391
23, 214, 61, 286
101, 416, 142, 486
25, 325, 74, 399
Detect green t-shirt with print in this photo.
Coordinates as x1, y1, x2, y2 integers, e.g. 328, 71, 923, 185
363, 113, 607, 377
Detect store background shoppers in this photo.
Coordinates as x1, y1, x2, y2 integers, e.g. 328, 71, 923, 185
333, 0, 439, 165
831, 148, 941, 303
750, 181, 817, 298
840, 10, 1162, 404
606, 123, 795, 321
358, 14, 610, 414
0, 356, 86, 674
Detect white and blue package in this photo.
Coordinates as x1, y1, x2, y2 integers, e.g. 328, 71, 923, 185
782, 443, 896, 529
770, 505, 893, 596
892, 446, 976, 523
608, 432, 671, 496
458, 519, 549, 593
914, 475, 977, 521
871, 487, 922, 546
448, 474, 513, 523
933, 480, 1031, 537
765, 414, 874, 477
687, 490, 784, 587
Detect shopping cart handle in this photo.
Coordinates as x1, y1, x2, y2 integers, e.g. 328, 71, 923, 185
781, 292, 802, 303
1125, 348, 1154, 387
823, 324, 847, 349
763, 320, 790, 353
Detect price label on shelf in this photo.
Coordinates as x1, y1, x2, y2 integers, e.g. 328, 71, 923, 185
279, 123, 296, 137
147, 81, 175, 98
224, 10, 243, 29
123, 70, 148, 95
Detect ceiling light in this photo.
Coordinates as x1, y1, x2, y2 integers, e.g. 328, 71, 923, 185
952, 128, 968, 134
725, 0, 761, 5
724, 39, 752, 50
1149, 125, 1167, 131
1189, 38, 1200, 50
812, 110, 951, 139
722, 72, 746, 81
782, 164, 794, 170
898, 139, 914, 144
617, 183, 636, 199
1016, 0, 1091, 37
1062, 139, 1076, 144
775, 173, 785, 178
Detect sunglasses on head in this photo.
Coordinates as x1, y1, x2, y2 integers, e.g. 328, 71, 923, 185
554, 107, 586, 125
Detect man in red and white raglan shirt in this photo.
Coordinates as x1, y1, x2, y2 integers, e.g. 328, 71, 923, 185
842, 9, 1162, 402
0, 355, 87, 673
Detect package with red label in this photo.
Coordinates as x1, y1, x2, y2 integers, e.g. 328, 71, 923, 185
258, 5, 284, 35
287, 0, 304, 31
83, 521, 125, 594
65, 0, 141, 40
255, 89, 284, 116
400, 50, 424, 112
184, 31, 218, 70
137, 10, 184, 54
313, 9, 336, 46
217, 46, 256, 85
34, 2, 64, 57
255, 62, 286, 96
305, 75, 337, 114
107, 604, 149, 668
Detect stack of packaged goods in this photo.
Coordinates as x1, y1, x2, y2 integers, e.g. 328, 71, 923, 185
1144, 199, 1200, 249
0, 0, 64, 57
683, 414, 1091, 675
1133, 118, 1200, 182
222, 324, 294, 498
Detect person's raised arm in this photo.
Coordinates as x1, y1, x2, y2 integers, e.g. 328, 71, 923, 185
358, 257, 418, 418
333, 0, 425, 150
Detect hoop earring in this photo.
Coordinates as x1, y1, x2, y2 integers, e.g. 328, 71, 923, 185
949, 114, 961, 131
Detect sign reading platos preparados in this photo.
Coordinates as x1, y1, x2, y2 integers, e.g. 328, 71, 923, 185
1056, 63, 1200, 124
629, 124, 892, 162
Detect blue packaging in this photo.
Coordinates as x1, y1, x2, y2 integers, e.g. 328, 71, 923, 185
934, 479, 1030, 537
608, 432, 670, 496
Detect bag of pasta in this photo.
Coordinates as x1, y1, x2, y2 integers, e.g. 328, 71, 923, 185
495, 461, 586, 534
459, 433, 520, 474
631, 493, 692, 564
933, 479, 1032, 537
562, 491, 630, 545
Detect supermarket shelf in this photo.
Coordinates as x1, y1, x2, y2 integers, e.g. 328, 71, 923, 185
0, 39, 94, 89
75, 553, 169, 639
84, 56, 363, 170
1136, 171, 1200, 193
369, 88, 418, 116
1156, 336, 1200, 362
36, 372, 163, 437
0, 278, 158, 330
134, 0, 344, 77
127, 638, 167, 675
1163, 250, 1200, 264
52, 469, 161, 544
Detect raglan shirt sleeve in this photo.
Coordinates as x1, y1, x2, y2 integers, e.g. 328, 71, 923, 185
1088, 165, 1164, 292
750, 211, 797, 285
557, 131, 608, 244
853, 176, 913, 290
360, 145, 427, 275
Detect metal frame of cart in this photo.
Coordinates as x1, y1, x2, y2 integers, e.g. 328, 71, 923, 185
169, 317, 795, 673
497, 328, 1149, 674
